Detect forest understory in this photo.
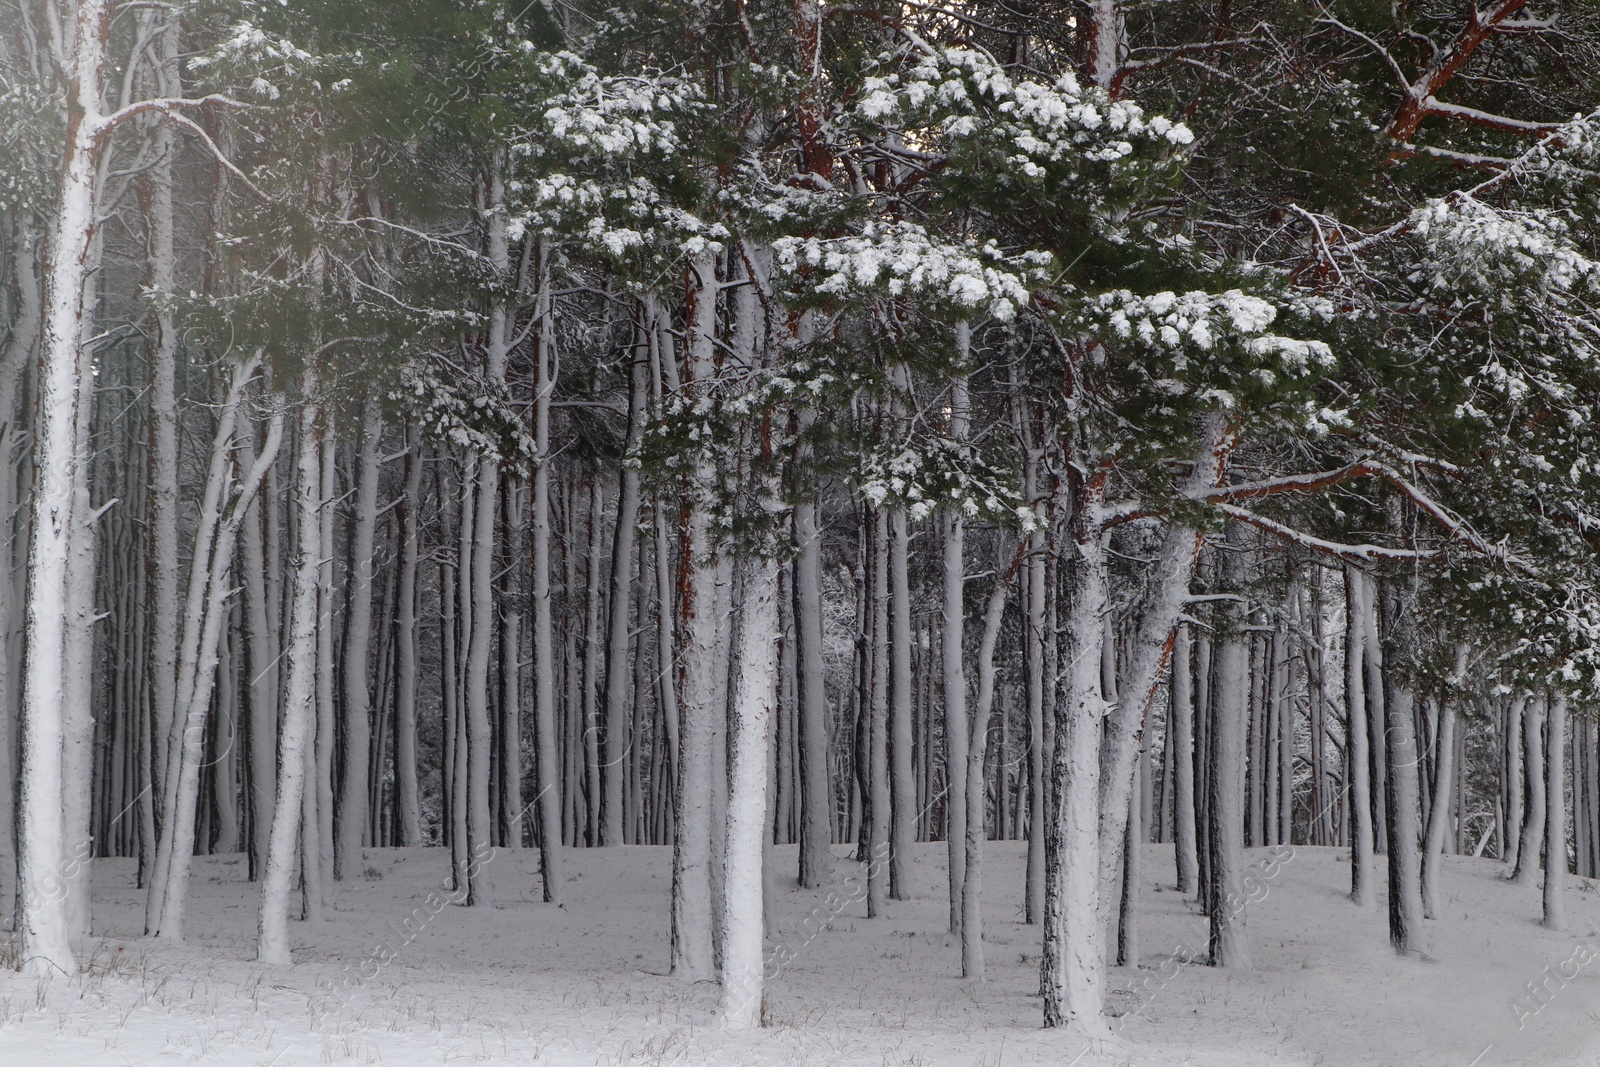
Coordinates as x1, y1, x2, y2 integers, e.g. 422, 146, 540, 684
3, 843, 1597, 1067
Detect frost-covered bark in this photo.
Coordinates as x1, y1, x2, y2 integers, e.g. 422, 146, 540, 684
1379, 588, 1426, 956
1041, 490, 1110, 1031
1512, 697, 1546, 887
17, 0, 113, 975
257, 375, 323, 967
1171, 625, 1198, 896
671, 251, 720, 979
888, 504, 915, 901
1543, 691, 1567, 931
156, 370, 282, 940
601, 337, 646, 846
1345, 569, 1375, 908
962, 557, 1012, 981
793, 485, 831, 889
1420, 650, 1464, 920
531, 264, 564, 903
1206, 621, 1250, 969
394, 431, 424, 845
335, 401, 383, 879
941, 363, 970, 933
720, 553, 779, 1029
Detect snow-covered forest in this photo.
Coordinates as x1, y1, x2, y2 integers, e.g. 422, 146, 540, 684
4, 1, 1600, 1064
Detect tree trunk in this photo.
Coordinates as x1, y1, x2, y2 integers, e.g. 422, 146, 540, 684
1420, 658, 1462, 919
1379, 585, 1426, 956
1171, 626, 1199, 896
794, 488, 831, 889
1513, 696, 1547, 886
335, 401, 383, 879
720, 554, 780, 1029
601, 335, 646, 846
18, 0, 111, 970
1544, 691, 1567, 931
962, 554, 1011, 981
531, 256, 564, 902
1344, 569, 1375, 906
888, 504, 915, 901
941, 367, 969, 932
394, 431, 424, 845
1206, 622, 1251, 969
670, 251, 721, 978
1041, 503, 1110, 1031
257, 374, 323, 967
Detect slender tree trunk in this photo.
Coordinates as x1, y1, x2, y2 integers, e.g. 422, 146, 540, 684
1207, 610, 1250, 969
962, 553, 1012, 981
531, 256, 564, 902
335, 402, 382, 878
1041, 498, 1110, 1031
671, 251, 721, 978
1513, 697, 1547, 886
257, 374, 323, 967
1171, 625, 1198, 896
601, 335, 646, 846
888, 504, 915, 900
720, 553, 780, 1029
394, 431, 423, 845
1379, 584, 1426, 956
1544, 691, 1567, 930
18, 0, 112, 970
156, 382, 281, 939
794, 487, 831, 888
1345, 567, 1374, 907
941, 368, 969, 932
1420, 651, 1463, 919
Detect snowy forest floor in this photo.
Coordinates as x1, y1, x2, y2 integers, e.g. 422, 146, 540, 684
2, 842, 1598, 1067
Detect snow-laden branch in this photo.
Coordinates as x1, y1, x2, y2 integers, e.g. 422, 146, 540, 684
1217, 504, 1431, 561
1367, 461, 1537, 574
1421, 98, 1561, 135
1197, 459, 1378, 503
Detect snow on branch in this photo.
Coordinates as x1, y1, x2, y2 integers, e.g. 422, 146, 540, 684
1216, 503, 1431, 562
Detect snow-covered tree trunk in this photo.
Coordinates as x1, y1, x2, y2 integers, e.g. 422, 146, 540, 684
157, 378, 282, 939
394, 431, 424, 845
0, 226, 35, 921
257, 374, 323, 967
1345, 568, 1374, 908
335, 401, 383, 878
1543, 691, 1567, 931
311, 417, 338, 915
1207, 616, 1251, 969
671, 251, 720, 979
17, 0, 115, 975
145, 22, 182, 891
793, 481, 831, 889
1420, 647, 1464, 919
962, 556, 1012, 981
1171, 625, 1199, 896
1513, 696, 1547, 886
1379, 584, 1426, 956
1098, 418, 1232, 921
720, 551, 780, 1029
888, 503, 915, 901
1041, 490, 1110, 1031
601, 335, 646, 846
238, 413, 278, 881
942, 360, 970, 932
865, 511, 891, 918
581, 480, 606, 844
1503, 696, 1525, 867
531, 260, 564, 902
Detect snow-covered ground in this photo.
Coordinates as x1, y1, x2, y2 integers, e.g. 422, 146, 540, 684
2, 842, 1598, 1066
